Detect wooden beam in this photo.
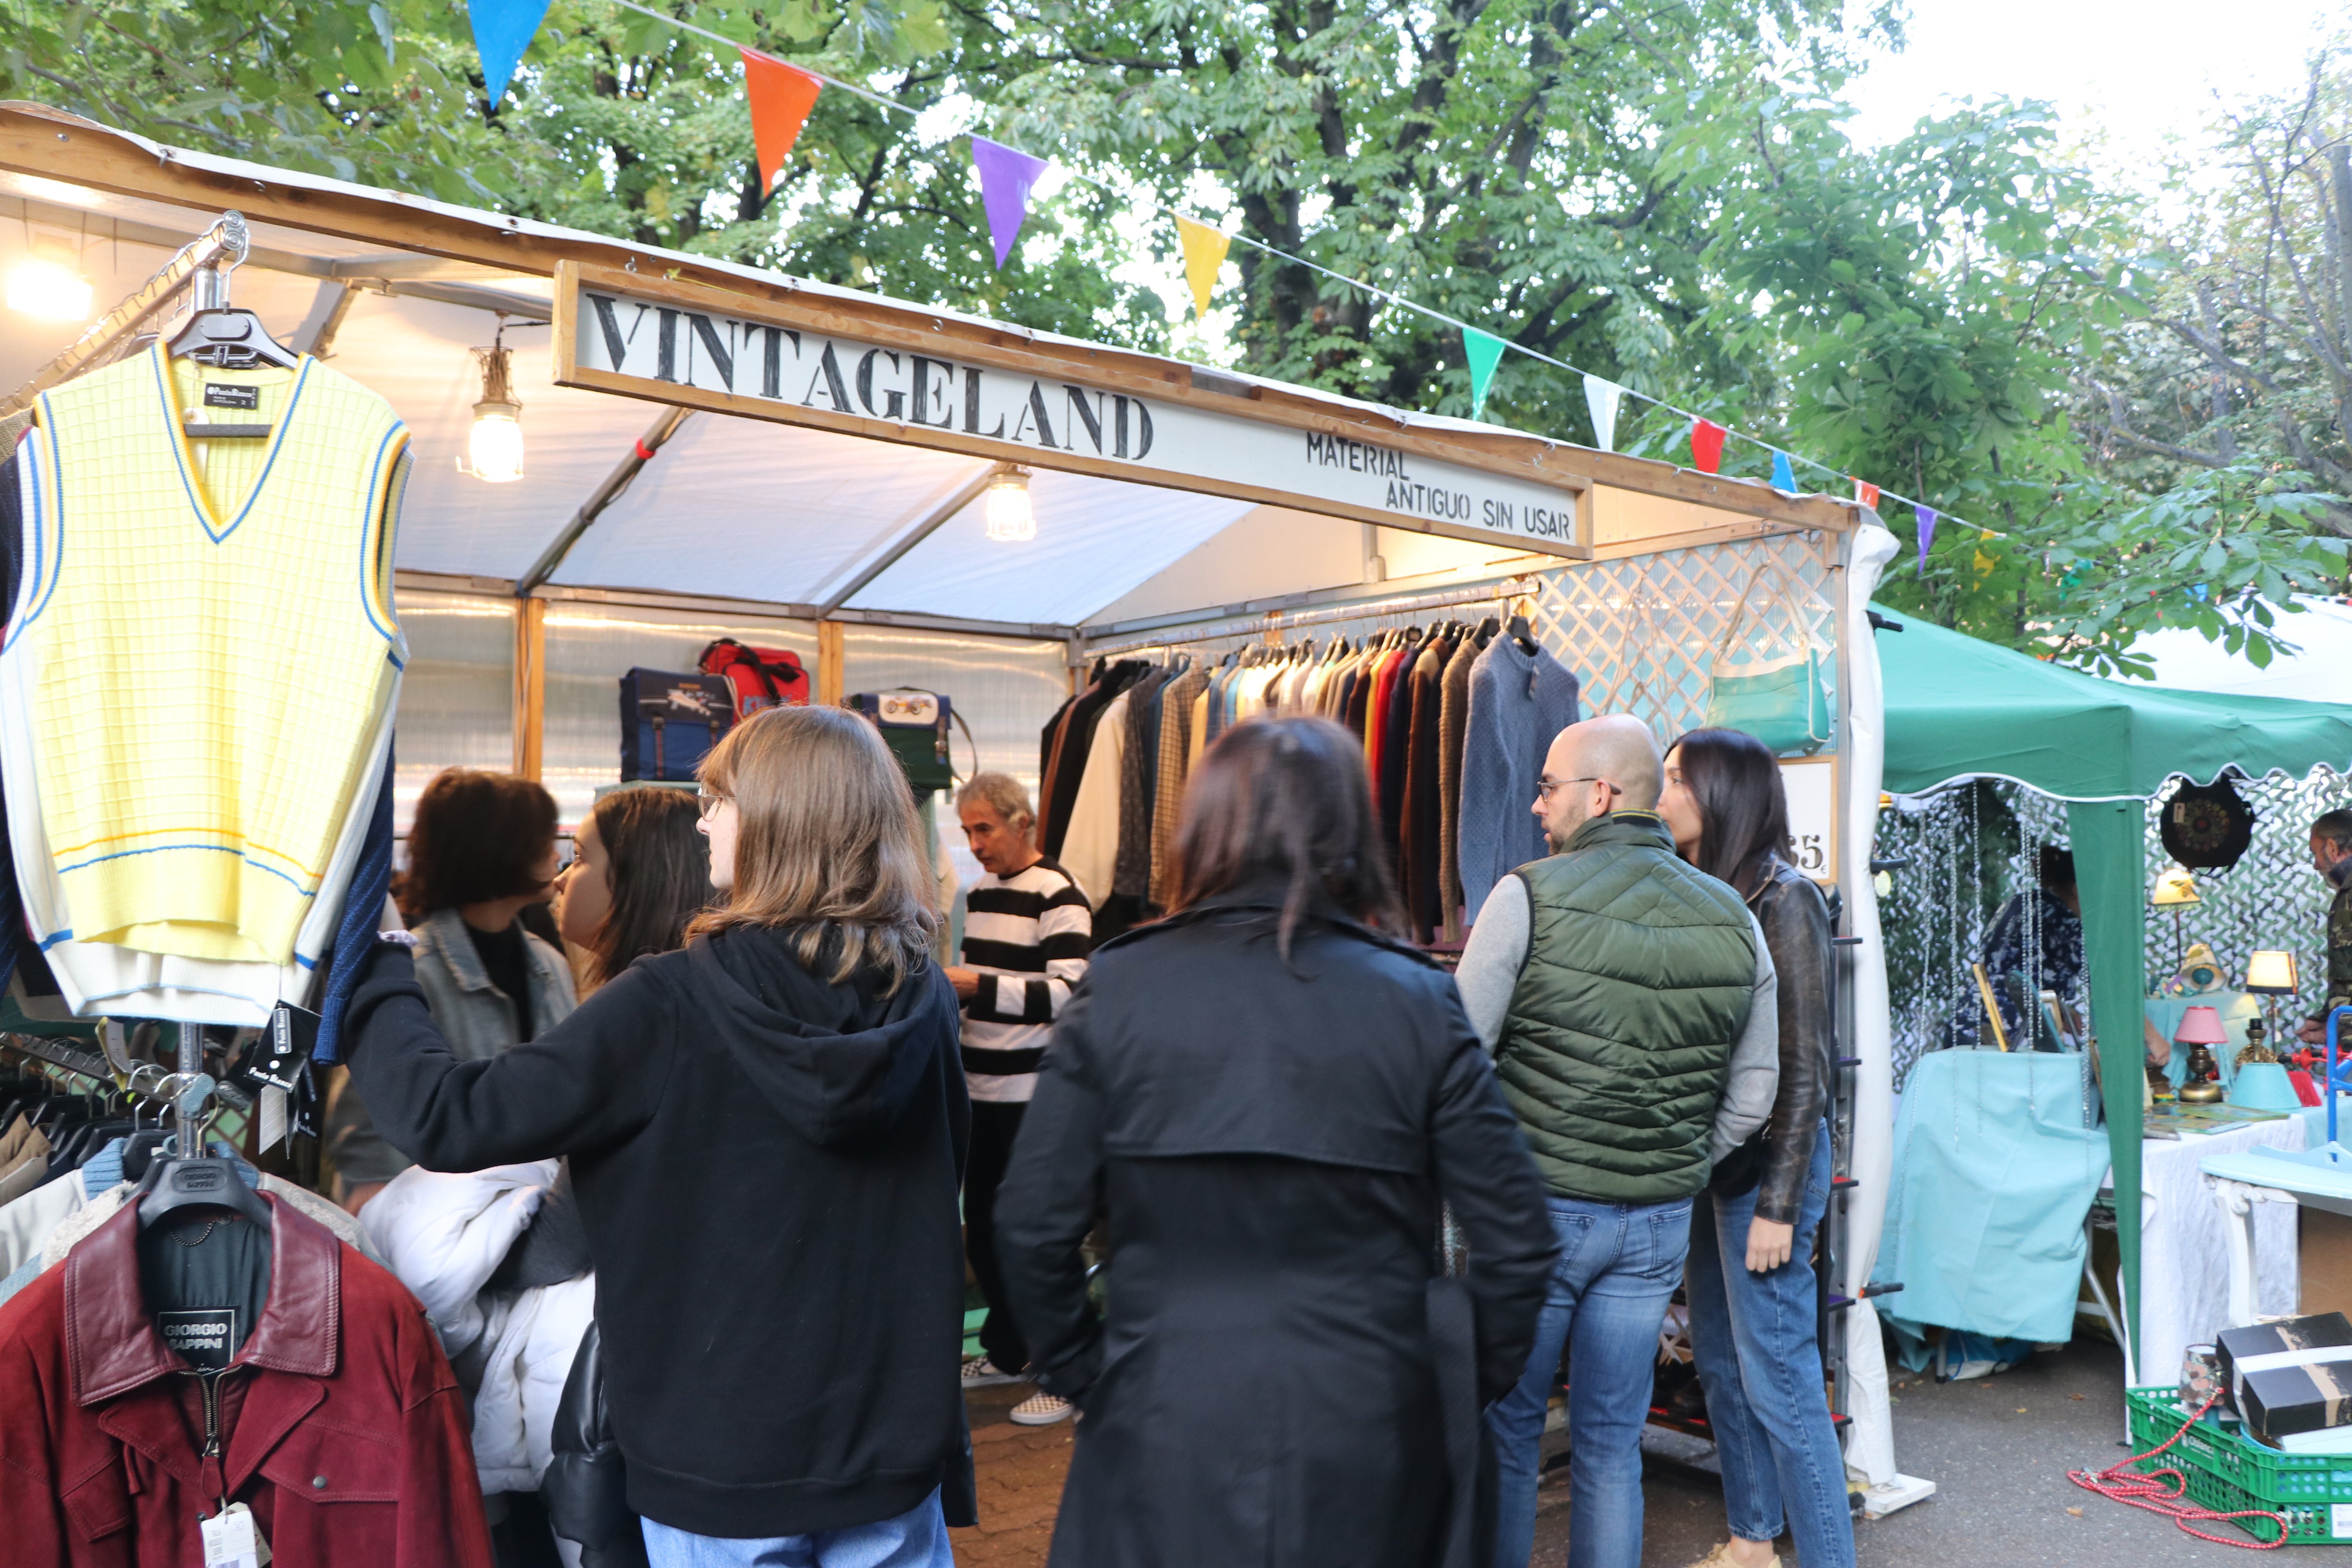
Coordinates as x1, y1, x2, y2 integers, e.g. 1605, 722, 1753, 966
513, 597, 546, 780
816, 620, 846, 707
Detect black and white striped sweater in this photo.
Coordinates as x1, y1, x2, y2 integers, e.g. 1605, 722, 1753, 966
959, 855, 1093, 1102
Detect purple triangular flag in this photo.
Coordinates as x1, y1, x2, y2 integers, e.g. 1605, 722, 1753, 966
970, 136, 1051, 270
1916, 505, 1938, 566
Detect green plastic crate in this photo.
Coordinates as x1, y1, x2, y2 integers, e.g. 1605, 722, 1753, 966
2125, 1386, 2352, 1545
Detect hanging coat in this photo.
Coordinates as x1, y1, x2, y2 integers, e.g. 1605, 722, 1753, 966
996, 881, 1557, 1568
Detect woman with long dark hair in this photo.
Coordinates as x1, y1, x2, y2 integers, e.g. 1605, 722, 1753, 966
1658, 728, 1851, 1568
345, 708, 971, 1568
997, 715, 1556, 1568
558, 785, 714, 993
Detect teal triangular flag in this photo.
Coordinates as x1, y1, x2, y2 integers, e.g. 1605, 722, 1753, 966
1771, 450, 1796, 492
1465, 328, 1507, 421
470, 0, 552, 103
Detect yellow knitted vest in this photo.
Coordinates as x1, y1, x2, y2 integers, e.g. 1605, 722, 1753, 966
17, 347, 406, 965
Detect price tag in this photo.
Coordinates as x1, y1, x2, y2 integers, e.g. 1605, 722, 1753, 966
200, 1503, 270, 1566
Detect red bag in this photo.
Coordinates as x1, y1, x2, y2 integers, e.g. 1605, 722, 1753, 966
698, 639, 809, 719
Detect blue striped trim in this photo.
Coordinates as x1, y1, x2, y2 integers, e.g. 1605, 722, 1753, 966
152, 350, 314, 544
358, 425, 407, 646
38, 929, 71, 951
2, 412, 64, 651
56, 840, 316, 895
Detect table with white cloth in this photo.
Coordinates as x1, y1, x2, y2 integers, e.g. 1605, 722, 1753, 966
2113, 1114, 2305, 1387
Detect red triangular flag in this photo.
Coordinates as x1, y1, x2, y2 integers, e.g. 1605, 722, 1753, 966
742, 49, 822, 192
1690, 419, 1727, 474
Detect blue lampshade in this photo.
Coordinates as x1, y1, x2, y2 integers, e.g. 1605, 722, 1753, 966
2229, 1061, 2304, 1113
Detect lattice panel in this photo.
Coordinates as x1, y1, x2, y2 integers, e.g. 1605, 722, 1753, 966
1879, 770, 2352, 1088
1524, 532, 1840, 740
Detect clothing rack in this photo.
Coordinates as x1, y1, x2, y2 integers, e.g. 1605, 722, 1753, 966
1085, 575, 1541, 660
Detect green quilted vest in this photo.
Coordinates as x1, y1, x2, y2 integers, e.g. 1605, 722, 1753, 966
1497, 812, 1758, 1203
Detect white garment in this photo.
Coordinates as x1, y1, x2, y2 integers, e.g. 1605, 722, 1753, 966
358, 1161, 555, 1356
2121, 1116, 2304, 1386
1059, 691, 1127, 907
470, 1274, 596, 1494
356, 1161, 594, 1494
0, 1165, 85, 1275
0, 440, 399, 1026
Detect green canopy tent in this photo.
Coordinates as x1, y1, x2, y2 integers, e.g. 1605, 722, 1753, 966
1871, 602, 2352, 1363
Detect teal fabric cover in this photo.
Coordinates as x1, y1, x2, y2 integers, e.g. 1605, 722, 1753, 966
1704, 649, 1831, 757
1874, 1049, 2109, 1344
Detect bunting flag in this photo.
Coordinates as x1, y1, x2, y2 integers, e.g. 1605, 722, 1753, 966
469, 0, 552, 103
1583, 375, 1622, 452
1464, 328, 1507, 421
1915, 505, 1938, 567
1770, 450, 1796, 492
1690, 419, 1727, 474
1853, 478, 1881, 510
970, 136, 1051, 270
742, 50, 822, 192
1174, 216, 1230, 320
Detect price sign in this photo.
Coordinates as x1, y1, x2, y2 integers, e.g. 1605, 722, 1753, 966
1779, 756, 1838, 887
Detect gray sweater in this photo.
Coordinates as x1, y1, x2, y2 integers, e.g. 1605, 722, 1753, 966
1454, 873, 1781, 1165
1455, 637, 1581, 925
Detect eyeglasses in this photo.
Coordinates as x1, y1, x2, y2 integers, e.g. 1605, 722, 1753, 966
697, 787, 730, 819
1535, 777, 1623, 802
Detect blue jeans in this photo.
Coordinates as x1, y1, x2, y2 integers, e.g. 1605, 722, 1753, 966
1686, 1127, 1854, 1568
640, 1490, 954, 1568
1487, 1194, 1693, 1568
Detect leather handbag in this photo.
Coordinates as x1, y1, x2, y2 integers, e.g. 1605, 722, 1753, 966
543, 1323, 650, 1568
1702, 561, 1831, 756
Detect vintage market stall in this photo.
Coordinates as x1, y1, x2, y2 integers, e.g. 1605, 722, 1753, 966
0, 100, 1927, 1505
1869, 604, 2352, 1387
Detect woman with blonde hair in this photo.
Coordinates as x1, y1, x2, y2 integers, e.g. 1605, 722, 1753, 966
345, 707, 973, 1567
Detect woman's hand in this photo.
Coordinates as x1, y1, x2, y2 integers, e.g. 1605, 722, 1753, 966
1745, 1218, 1794, 1273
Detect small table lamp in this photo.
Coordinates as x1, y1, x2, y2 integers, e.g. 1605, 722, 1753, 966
2175, 1003, 2230, 1103
2152, 865, 2201, 971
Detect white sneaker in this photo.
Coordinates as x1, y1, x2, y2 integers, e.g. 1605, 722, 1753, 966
962, 1355, 1025, 1388
1009, 1390, 1075, 1426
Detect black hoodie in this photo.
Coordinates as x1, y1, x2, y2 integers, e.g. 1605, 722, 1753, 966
343, 926, 973, 1539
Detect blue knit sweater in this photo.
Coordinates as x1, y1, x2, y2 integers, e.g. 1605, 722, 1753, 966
1457, 636, 1581, 924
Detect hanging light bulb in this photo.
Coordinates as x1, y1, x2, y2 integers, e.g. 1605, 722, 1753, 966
984, 466, 1034, 542
463, 332, 525, 484
6, 255, 93, 322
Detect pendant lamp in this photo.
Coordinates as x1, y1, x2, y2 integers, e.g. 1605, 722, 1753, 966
463, 332, 525, 484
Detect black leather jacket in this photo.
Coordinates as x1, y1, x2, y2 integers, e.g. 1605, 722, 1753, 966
1711, 856, 1836, 1224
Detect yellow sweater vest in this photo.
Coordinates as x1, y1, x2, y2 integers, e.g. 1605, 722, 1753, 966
14, 348, 407, 966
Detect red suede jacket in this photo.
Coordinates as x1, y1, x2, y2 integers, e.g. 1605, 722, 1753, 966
0, 1193, 492, 1566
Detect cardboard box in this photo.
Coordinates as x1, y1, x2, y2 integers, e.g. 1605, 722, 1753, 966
2243, 1354, 2352, 1441
2304, 1209, 2352, 1319
2218, 1313, 2352, 1411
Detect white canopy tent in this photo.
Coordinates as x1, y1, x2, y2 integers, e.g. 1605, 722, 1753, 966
0, 100, 1931, 1509
2129, 595, 2352, 705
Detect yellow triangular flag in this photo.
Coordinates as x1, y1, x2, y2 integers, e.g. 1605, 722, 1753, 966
1175, 216, 1230, 320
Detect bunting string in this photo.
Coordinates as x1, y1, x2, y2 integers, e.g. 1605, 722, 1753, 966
475, 0, 1993, 541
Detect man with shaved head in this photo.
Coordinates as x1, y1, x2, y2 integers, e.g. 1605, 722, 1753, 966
1455, 714, 1781, 1568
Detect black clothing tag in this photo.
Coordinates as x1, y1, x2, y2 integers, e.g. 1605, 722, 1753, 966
203, 383, 261, 410
158, 1309, 239, 1371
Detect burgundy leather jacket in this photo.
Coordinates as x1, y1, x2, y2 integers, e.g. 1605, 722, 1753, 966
0, 1195, 492, 1566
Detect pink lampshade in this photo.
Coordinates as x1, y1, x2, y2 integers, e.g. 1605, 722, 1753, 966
2174, 1004, 2232, 1047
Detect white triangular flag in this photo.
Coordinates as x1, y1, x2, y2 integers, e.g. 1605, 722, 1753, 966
1583, 374, 1623, 453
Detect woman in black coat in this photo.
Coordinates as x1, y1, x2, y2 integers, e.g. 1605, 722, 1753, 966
997, 715, 1558, 1568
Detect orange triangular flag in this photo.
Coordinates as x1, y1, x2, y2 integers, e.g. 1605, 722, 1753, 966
742, 49, 822, 192
1853, 478, 1881, 509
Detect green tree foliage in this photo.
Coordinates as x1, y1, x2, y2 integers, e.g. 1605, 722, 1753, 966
5, 0, 2345, 672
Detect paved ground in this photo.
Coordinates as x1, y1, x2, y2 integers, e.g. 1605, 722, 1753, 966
960, 1336, 2295, 1566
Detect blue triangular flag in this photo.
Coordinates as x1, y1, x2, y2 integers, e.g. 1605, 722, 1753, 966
1770, 451, 1796, 492
470, 0, 552, 103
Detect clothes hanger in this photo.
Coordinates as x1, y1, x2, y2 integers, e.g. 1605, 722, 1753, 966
166, 254, 298, 441
135, 1027, 275, 1231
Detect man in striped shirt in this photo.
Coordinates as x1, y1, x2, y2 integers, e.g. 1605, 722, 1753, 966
946, 772, 1093, 1424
